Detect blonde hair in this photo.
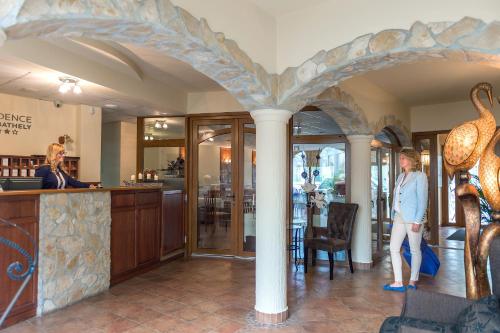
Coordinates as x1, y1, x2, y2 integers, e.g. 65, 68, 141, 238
45, 143, 65, 172
400, 148, 420, 171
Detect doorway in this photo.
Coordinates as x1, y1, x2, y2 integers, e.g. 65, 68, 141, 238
371, 129, 401, 254
188, 114, 256, 256
413, 132, 439, 245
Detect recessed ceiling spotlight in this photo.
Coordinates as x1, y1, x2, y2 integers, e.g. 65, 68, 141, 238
208, 137, 214, 142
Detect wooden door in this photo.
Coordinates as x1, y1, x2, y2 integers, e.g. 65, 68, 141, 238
110, 209, 136, 276
137, 197, 160, 266
413, 133, 439, 245
188, 114, 255, 256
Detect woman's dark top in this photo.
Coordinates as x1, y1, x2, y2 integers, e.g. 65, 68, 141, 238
35, 164, 90, 189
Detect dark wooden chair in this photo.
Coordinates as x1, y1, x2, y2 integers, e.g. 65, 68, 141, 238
304, 202, 358, 280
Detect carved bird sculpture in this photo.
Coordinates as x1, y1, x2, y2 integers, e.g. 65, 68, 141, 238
479, 129, 500, 213
443, 82, 496, 177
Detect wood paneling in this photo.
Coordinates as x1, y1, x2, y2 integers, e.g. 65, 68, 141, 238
0, 195, 38, 329
110, 189, 161, 285
137, 206, 159, 265
162, 191, 184, 256
110, 208, 136, 277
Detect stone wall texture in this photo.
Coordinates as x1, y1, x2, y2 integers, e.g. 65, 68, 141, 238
37, 191, 111, 315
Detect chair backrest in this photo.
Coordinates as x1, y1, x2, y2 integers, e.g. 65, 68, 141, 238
327, 202, 359, 246
490, 236, 500, 299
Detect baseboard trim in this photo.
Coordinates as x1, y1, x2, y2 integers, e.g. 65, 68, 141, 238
353, 261, 373, 270
255, 309, 288, 324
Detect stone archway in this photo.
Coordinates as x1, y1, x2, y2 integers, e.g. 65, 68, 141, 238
308, 86, 411, 145
278, 17, 500, 111
372, 115, 412, 147
308, 86, 371, 135
0, 0, 276, 111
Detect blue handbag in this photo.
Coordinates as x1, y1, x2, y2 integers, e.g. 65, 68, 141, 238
402, 237, 440, 277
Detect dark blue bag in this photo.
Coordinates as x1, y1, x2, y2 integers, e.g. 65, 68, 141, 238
402, 237, 440, 277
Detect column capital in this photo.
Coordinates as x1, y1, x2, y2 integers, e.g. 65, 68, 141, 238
346, 134, 374, 144
250, 109, 293, 123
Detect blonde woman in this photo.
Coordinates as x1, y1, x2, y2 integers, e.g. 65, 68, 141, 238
35, 143, 93, 189
384, 148, 428, 292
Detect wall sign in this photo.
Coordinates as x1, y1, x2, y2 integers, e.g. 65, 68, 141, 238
0, 112, 32, 135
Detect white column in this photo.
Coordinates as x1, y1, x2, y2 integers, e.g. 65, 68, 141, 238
250, 108, 293, 324
347, 135, 374, 266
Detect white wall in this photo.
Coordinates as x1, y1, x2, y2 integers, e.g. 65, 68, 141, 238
0, 93, 101, 181
277, 0, 500, 72
120, 122, 137, 183
100, 122, 121, 187
411, 99, 500, 132
187, 91, 245, 114
101, 121, 137, 187
78, 105, 102, 182
172, 0, 277, 73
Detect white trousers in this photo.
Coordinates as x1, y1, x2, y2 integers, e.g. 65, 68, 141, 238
389, 214, 424, 282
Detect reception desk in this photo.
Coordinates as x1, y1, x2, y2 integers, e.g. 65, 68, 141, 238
0, 187, 184, 328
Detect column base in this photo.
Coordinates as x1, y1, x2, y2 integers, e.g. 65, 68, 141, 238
255, 309, 288, 324
353, 261, 373, 270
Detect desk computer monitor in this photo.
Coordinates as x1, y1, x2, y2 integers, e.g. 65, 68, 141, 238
5, 178, 43, 191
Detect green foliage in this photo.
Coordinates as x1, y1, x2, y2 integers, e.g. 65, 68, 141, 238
470, 174, 493, 224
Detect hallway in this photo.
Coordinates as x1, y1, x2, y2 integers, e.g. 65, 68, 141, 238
4, 248, 465, 333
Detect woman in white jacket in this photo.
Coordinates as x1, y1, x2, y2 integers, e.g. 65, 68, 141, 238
384, 148, 428, 292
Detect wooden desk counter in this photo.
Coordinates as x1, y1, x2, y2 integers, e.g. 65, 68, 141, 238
0, 187, 164, 328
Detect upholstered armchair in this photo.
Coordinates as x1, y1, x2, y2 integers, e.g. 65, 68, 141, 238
304, 202, 358, 280
379, 236, 500, 332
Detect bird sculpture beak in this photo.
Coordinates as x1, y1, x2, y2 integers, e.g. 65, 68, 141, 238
487, 88, 493, 106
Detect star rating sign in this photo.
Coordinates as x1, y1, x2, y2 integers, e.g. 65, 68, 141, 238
4, 129, 10, 134
12, 130, 18, 135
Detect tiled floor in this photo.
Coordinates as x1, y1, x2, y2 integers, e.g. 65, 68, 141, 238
2, 245, 466, 333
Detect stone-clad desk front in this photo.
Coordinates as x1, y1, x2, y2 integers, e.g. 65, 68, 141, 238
37, 190, 111, 315
0, 187, 163, 328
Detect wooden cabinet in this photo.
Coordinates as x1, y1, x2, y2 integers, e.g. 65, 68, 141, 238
0, 195, 38, 329
110, 189, 161, 285
137, 207, 160, 265
162, 191, 185, 256
110, 208, 136, 277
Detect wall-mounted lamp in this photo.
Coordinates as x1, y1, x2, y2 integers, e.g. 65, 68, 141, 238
421, 150, 430, 166
59, 77, 82, 94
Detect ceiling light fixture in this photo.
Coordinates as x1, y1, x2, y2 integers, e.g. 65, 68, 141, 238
162, 122, 168, 129
154, 121, 162, 129
58, 77, 83, 95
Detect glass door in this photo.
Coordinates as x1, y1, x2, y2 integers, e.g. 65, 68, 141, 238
239, 122, 256, 255
291, 142, 347, 261
371, 146, 394, 253
413, 134, 439, 245
189, 116, 256, 256
193, 120, 236, 254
